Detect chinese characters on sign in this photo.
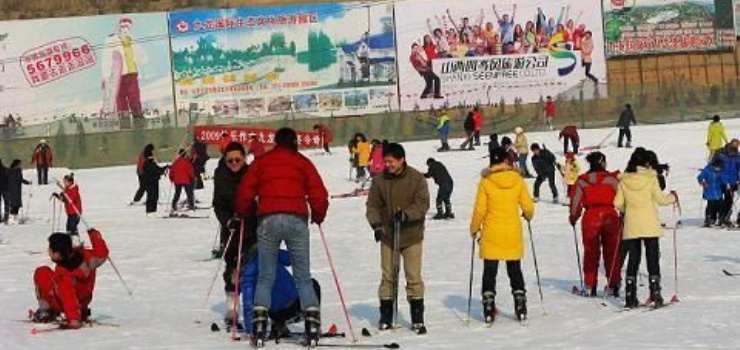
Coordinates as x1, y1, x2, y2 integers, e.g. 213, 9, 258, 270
175, 12, 320, 33
193, 125, 321, 149
21, 37, 96, 87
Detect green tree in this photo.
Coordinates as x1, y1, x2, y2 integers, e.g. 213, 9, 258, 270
270, 32, 286, 51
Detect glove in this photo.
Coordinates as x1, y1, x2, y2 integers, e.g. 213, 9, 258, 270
50, 193, 60, 200
227, 217, 241, 232
311, 213, 325, 225
521, 212, 532, 222
569, 215, 577, 227
372, 226, 383, 243
470, 230, 479, 239
394, 210, 407, 224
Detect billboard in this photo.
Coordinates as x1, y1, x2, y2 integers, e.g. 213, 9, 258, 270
395, 0, 607, 111
603, 0, 735, 57
169, 2, 398, 118
0, 13, 175, 124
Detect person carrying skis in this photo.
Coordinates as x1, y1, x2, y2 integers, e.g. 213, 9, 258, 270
460, 111, 476, 150
31, 139, 53, 185
614, 149, 678, 308
142, 146, 168, 217
424, 158, 454, 220
31, 228, 109, 329
559, 125, 580, 154
235, 128, 328, 346
470, 146, 535, 323
617, 104, 637, 148
569, 152, 622, 297
514, 127, 533, 178
130, 144, 153, 206
169, 149, 195, 213
530, 143, 559, 203
313, 124, 333, 154
352, 133, 371, 182
52, 174, 82, 236
713, 139, 740, 227
6, 159, 30, 225
697, 158, 727, 227
706, 115, 728, 161
561, 152, 581, 204
366, 143, 430, 333
437, 109, 451, 151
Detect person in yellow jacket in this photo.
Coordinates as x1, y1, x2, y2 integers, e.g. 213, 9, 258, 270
561, 152, 581, 204
470, 147, 535, 323
514, 127, 533, 177
352, 133, 372, 182
706, 115, 728, 160
614, 148, 678, 309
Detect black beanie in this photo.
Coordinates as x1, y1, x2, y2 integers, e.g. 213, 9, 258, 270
48, 233, 73, 255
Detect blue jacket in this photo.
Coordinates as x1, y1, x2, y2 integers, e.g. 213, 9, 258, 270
241, 250, 298, 334
697, 165, 728, 201
713, 149, 740, 184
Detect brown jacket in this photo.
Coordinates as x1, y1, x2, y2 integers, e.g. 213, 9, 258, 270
366, 165, 430, 248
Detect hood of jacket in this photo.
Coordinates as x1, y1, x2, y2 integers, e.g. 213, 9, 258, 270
481, 164, 520, 190
620, 166, 656, 191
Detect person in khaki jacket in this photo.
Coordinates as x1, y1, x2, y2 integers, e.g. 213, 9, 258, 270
366, 143, 430, 333
514, 127, 533, 178
470, 147, 535, 323
614, 149, 678, 309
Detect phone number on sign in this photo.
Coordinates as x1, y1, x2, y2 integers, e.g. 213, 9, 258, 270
608, 34, 716, 55
21, 37, 97, 87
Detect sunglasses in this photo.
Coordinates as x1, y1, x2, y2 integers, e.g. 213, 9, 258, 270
226, 157, 244, 164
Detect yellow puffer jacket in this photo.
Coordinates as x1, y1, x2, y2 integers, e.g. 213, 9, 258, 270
707, 121, 728, 151
562, 159, 581, 186
353, 141, 371, 167
470, 164, 535, 261
614, 167, 677, 240
515, 133, 529, 155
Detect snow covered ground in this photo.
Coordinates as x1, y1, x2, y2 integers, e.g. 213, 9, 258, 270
2, 119, 740, 349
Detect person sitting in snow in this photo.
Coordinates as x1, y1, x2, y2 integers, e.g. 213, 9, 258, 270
31, 229, 109, 329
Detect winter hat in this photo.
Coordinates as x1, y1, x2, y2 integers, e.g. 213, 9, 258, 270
489, 147, 510, 166
426, 158, 435, 166
48, 233, 73, 255
566, 152, 575, 160
713, 115, 720, 123
515, 127, 523, 134
40, 139, 47, 144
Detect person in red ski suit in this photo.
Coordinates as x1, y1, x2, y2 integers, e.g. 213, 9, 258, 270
32, 229, 109, 329
169, 149, 195, 212
569, 151, 622, 297
559, 125, 580, 155
313, 124, 333, 154
53, 174, 82, 235
248, 135, 267, 159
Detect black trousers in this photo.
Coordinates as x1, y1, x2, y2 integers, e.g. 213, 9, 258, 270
37, 166, 49, 185
534, 172, 558, 198
720, 186, 737, 222
436, 182, 453, 211
172, 184, 195, 211
420, 70, 440, 97
133, 174, 146, 202
622, 238, 660, 278
482, 260, 525, 295
66, 215, 80, 234
706, 199, 722, 222
618, 128, 632, 147
584, 62, 598, 83
323, 143, 331, 153
474, 130, 481, 145
563, 136, 579, 154
144, 182, 159, 213
223, 217, 257, 293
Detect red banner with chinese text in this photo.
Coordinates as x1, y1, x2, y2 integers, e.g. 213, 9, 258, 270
193, 125, 321, 149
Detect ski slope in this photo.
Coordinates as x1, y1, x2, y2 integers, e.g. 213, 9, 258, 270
2, 119, 740, 349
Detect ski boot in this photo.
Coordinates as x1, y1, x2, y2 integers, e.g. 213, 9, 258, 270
584, 285, 597, 297
552, 197, 559, 205
606, 283, 620, 298
304, 307, 321, 347
432, 205, 446, 220
624, 277, 638, 308
444, 204, 455, 219
703, 218, 712, 228
251, 307, 268, 348
81, 307, 91, 322
648, 276, 664, 308
31, 308, 60, 323
482, 291, 496, 326
513, 290, 527, 322
224, 292, 243, 333
378, 299, 393, 331
409, 299, 426, 335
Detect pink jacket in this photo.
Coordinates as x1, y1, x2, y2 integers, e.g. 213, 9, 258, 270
369, 146, 385, 175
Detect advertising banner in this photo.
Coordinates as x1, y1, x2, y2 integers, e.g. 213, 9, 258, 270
0, 13, 175, 124
193, 125, 320, 148
170, 2, 398, 118
603, 0, 735, 57
395, 0, 607, 111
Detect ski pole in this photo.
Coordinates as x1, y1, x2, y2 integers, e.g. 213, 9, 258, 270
230, 221, 245, 341
466, 236, 476, 324
571, 225, 586, 295
211, 224, 221, 254
201, 224, 236, 316
51, 196, 57, 233
318, 225, 358, 343
392, 213, 401, 328
605, 216, 625, 299
525, 220, 547, 315
670, 203, 680, 303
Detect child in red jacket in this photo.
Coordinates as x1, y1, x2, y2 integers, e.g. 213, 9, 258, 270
169, 149, 195, 212
53, 174, 82, 236
32, 229, 110, 329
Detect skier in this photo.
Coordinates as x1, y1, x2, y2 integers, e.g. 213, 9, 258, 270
559, 125, 580, 154
368, 139, 385, 177
191, 138, 209, 190
488, 133, 500, 153
0, 159, 6, 223
31, 139, 53, 185
617, 104, 637, 148
169, 149, 195, 213
6, 159, 30, 225
614, 149, 678, 308
569, 152, 622, 297
366, 143, 430, 333
31, 228, 109, 329
235, 127, 328, 346
561, 152, 581, 204
460, 112, 476, 150
697, 158, 727, 227
473, 107, 483, 146
543, 96, 556, 130
500, 137, 519, 169
514, 127, 533, 177
713, 139, 740, 227
347, 135, 359, 180
313, 124, 333, 154
52, 174, 82, 236
706, 115, 728, 161
437, 108, 451, 151
142, 146, 168, 217
530, 144, 559, 203
130, 144, 153, 205
352, 133, 371, 182
424, 158, 454, 220
470, 146, 535, 323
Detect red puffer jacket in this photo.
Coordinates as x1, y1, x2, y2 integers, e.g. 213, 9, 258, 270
61, 184, 82, 215
235, 145, 329, 223
318, 125, 333, 144
570, 170, 620, 222
169, 156, 194, 185
559, 125, 580, 144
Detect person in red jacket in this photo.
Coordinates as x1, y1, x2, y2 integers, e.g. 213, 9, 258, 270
569, 152, 622, 297
169, 149, 195, 212
248, 134, 266, 159
543, 96, 556, 131
31, 229, 109, 329
32, 139, 53, 185
313, 124, 333, 154
559, 125, 580, 155
472, 107, 483, 146
52, 174, 82, 236
235, 127, 328, 346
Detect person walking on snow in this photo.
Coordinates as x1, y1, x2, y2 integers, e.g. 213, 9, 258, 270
559, 125, 580, 154
470, 146, 535, 323
706, 115, 728, 160
32, 139, 53, 185
617, 104, 637, 148
437, 109, 451, 151
569, 152, 622, 297
191, 138, 209, 190
460, 112, 476, 150
697, 158, 728, 227
31, 229, 109, 329
473, 107, 483, 146
142, 146, 168, 216
514, 127, 533, 178
543, 96, 556, 130
235, 127, 328, 346
130, 144, 153, 205
169, 149, 195, 213
352, 133, 372, 182
614, 149, 678, 308
366, 143, 430, 333
530, 143, 559, 203
6, 159, 30, 225
313, 124, 333, 154
424, 158, 455, 220
52, 174, 82, 236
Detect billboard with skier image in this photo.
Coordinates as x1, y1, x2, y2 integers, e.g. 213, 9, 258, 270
394, 0, 608, 111
169, 2, 399, 118
603, 0, 736, 57
0, 13, 174, 124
